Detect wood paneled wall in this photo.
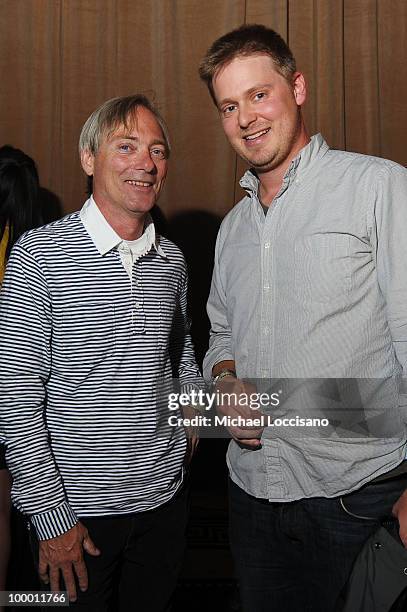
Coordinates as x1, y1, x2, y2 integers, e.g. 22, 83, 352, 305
1, 0, 406, 216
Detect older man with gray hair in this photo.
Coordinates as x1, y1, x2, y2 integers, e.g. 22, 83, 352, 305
0, 94, 201, 611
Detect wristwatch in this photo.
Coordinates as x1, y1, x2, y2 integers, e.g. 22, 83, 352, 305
211, 369, 237, 390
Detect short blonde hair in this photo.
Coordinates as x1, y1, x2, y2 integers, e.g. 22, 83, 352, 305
199, 24, 296, 106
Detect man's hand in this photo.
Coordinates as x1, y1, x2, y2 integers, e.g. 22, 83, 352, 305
392, 489, 407, 547
216, 377, 263, 449
38, 522, 100, 602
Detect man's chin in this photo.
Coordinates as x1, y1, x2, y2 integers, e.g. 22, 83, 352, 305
254, 162, 278, 174
127, 199, 156, 214
236, 148, 277, 172
244, 156, 277, 173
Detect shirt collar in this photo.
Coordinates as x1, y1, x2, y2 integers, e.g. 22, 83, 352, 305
239, 133, 329, 195
80, 196, 167, 259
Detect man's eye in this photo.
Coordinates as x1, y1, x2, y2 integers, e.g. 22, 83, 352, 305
254, 92, 266, 101
119, 144, 131, 152
151, 148, 166, 159
223, 105, 237, 115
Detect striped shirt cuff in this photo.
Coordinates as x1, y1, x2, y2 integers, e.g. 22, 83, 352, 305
30, 501, 78, 540
181, 380, 206, 395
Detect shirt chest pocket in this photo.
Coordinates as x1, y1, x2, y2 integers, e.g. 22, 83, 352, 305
158, 300, 178, 347
294, 234, 351, 305
54, 301, 115, 378
150, 299, 178, 374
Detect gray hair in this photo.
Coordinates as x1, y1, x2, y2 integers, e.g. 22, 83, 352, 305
78, 94, 171, 156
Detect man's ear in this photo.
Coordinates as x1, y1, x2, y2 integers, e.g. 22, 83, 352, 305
80, 149, 95, 177
292, 72, 307, 107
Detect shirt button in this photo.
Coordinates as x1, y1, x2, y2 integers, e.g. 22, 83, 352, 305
135, 301, 141, 308
263, 284, 270, 290
264, 327, 270, 335
264, 242, 270, 249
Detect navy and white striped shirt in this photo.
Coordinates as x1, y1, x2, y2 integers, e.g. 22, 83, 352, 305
0, 199, 202, 540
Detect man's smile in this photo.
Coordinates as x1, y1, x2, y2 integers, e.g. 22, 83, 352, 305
124, 179, 154, 188
242, 127, 271, 148
243, 127, 271, 141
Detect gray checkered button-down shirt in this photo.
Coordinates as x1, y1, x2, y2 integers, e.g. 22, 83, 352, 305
204, 134, 407, 501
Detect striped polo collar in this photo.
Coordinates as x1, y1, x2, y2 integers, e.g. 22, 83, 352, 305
80, 196, 167, 259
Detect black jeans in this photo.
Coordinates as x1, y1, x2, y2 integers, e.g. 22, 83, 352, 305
31, 485, 188, 612
229, 474, 407, 612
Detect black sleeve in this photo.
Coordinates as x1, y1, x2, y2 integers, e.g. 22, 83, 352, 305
0, 443, 7, 470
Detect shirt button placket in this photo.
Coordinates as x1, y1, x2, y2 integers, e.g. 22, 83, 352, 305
133, 266, 145, 334
259, 239, 272, 377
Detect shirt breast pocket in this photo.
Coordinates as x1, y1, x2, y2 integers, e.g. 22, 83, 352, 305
158, 300, 177, 348
54, 301, 115, 381
294, 234, 351, 305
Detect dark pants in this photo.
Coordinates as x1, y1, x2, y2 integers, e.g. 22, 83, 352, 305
229, 474, 407, 612
31, 485, 188, 612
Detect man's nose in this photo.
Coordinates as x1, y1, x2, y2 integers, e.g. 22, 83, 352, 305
238, 103, 256, 129
132, 149, 156, 173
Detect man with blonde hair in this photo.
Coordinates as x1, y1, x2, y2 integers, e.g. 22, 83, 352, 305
200, 24, 407, 611
0, 94, 201, 611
